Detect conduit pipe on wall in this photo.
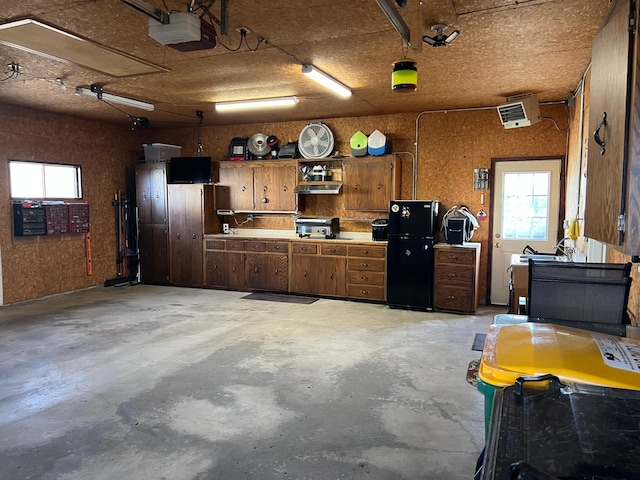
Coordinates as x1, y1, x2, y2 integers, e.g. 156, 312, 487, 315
413, 101, 567, 200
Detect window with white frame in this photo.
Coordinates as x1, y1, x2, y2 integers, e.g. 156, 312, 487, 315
9, 160, 82, 199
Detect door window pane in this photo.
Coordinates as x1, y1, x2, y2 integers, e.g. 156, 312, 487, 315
502, 172, 550, 240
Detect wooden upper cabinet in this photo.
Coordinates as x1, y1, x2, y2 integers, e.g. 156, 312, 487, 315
136, 163, 167, 225
585, 0, 640, 253
253, 162, 298, 211
343, 155, 400, 212
218, 160, 299, 212
219, 164, 255, 211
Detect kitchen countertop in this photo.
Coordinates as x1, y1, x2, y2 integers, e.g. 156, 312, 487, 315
205, 228, 385, 245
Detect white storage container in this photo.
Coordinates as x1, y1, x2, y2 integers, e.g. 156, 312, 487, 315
142, 143, 182, 162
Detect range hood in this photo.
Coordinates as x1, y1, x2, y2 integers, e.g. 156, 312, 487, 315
293, 183, 342, 194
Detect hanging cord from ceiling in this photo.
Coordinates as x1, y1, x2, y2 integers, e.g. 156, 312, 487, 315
1, 63, 67, 90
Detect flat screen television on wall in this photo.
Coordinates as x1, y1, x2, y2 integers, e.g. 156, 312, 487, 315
168, 156, 212, 184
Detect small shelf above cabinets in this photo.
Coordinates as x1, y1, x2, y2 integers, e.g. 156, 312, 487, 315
295, 159, 343, 195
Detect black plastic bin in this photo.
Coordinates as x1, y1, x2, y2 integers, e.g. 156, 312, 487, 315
479, 375, 640, 480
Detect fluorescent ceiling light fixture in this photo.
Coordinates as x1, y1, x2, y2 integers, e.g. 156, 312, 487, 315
0, 19, 167, 77
75, 85, 155, 111
301, 65, 352, 98
374, 0, 411, 47
215, 96, 299, 112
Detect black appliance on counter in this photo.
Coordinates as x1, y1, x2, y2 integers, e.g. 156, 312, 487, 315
371, 218, 388, 241
386, 200, 439, 310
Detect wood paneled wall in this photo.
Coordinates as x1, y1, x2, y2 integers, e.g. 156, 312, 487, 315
145, 104, 569, 304
0, 104, 142, 305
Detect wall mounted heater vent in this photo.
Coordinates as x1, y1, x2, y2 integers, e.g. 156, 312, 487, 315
497, 93, 541, 129
149, 12, 217, 51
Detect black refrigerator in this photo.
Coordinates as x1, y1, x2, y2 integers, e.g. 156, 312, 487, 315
386, 200, 439, 310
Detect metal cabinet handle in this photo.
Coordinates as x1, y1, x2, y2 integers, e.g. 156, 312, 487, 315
448, 273, 460, 277
274, 245, 281, 250
360, 290, 369, 294
176, 232, 181, 239
274, 269, 278, 275
361, 262, 370, 267
448, 295, 456, 299
213, 265, 218, 272
377, 184, 382, 191
283, 184, 287, 192
450, 255, 458, 260
192, 234, 197, 239
594, 112, 607, 155
304, 270, 307, 277
361, 250, 369, 254
361, 276, 368, 281
329, 248, 337, 253
253, 244, 260, 249
302, 246, 308, 251
330, 273, 334, 280
354, 184, 359, 191
242, 185, 246, 191
232, 266, 237, 272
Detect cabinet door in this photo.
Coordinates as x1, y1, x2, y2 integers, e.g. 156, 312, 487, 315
343, 157, 394, 211
253, 164, 297, 211
291, 254, 346, 296
136, 163, 167, 225
168, 184, 204, 286
205, 250, 226, 286
584, 0, 632, 247
226, 252, 245, 289
138, 224, 169, 284
245, 253, 288, 291
219, 166, 255, 211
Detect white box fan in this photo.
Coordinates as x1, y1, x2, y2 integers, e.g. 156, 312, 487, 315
497, 93, 540, 129
298, 123, 335, 158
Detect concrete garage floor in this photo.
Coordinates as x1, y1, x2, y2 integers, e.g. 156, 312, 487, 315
0, 285, 502, 480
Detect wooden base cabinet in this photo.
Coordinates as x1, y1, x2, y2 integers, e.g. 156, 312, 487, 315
290, 242, 346, 297
204, 238, 289, 292
346, 244, 386, 301
433, 243, 481, 314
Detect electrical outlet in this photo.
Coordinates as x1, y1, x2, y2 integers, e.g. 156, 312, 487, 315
223, 223, 230, 234
247, 214, 254, 221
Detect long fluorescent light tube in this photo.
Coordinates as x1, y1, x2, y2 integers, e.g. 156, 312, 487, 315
215, 96, 299, 112
75, 86, 155, 111
375, 0, 411, 47
301, 65, 352, 98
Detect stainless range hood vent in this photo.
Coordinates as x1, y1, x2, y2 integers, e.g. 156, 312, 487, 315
293, 183, 342, 194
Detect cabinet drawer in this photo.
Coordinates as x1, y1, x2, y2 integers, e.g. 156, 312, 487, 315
435, 264, 474, 287
347, 258, 385, 272
205, 239, 225, 250
435, 248, 475, 265
245, 241, 267, 252
347, 284, 385, 301
321, 244, 347, 256
226, 240, 246, 251
347, 271, 385, 286
435, 285, 474, 312
267, 241, 289, 253
292, 243, 318, 255
347, 245, 386, 258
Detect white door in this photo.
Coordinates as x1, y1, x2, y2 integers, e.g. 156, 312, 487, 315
490, 159, 562, 305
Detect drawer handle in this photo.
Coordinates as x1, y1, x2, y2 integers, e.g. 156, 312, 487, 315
253, 244, 260, 249
274, 269, 278, 274
360, 290, 369, 294
329, 248, 337, 253
213, 265, 218, 271
254, 267, 259, 274
304, 270, 307, 277
176, 232, 181, 239
302, 246, 308, 251
361, 250, 369, 254
448, 295, 456, 299
274, 245, 281, 250
232, 266, 237, 272
361, 276, 368, 281
192, 234, 197, 240
450, 255, 459, 260
330, 273, 334, 280
361, 262, 370, 267
448, 273, 460, 278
